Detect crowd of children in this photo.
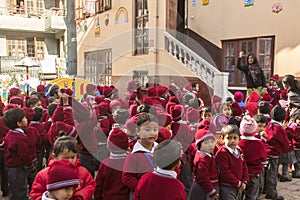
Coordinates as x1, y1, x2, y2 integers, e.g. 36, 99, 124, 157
0, 74, 299, 200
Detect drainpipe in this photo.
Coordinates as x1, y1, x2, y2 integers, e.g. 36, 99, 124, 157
66, 0, 77, 76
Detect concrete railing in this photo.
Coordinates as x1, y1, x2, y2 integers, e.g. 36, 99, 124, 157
164, 31, 231, 100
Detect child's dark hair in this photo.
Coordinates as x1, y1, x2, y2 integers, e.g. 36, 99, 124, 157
220, 102, 231, 113
270, 105, 286, 122
154, 139, 181, 170
48, 103, 58, 117
225, 97, 233, 104
3, 108, 26, 129
221, 124, 240, 138
113, 108, 130, 125
201, 106, 212, 114
136, 113, 158, 129
48, 96, 59, 104
258, 101, 270, 114
53, 136, 77, 156
137, 104, 151, 114
33, 107, 43, 121
27, 97, 40, 108
253, 114, 268, 125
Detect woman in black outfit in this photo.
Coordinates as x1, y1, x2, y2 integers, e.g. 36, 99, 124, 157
237, 51, 267, 96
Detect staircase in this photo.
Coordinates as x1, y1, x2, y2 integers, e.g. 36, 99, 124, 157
164, 31, 231, 100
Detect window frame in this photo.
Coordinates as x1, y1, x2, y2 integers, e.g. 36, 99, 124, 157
84, 49, 112, 85
134, 0, 149, 55
222, 36, 275, 87
6, 36, 45, 59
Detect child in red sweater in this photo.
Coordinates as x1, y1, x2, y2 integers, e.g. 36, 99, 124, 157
122, 113, 159, 198
215, 124, 249, 200
288, 113, 300, 178
265, 106, 289, 200
188, 125, 219, 200
30, 136, 96, 200
134, 139, 186, 200
238, 116, 267, 200
3, 108, 35, 200
94, 128, 130, 200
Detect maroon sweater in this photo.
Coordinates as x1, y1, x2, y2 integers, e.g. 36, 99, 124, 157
122, 150, 156, 191
215, 146, 249, 188
193, 151, 219, 197
94, 154, 129, 200
23, 126, 42, 159
29, 121, 47, 149
266, 120, 290, 158
287, 123, 300, 149
4, 129, 33, 167
0, 117, 9, 151
238, 138, 267, 176
134, 171, 186, 200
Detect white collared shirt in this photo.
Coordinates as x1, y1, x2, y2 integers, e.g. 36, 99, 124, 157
240, 135, 260, 141
155, 167, 177, 179
132, 140, 158, 154
225, 144, 240, 158
41, 191, 55, 200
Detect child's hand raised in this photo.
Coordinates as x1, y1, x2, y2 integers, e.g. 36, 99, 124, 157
239, 182, 246, 191
210, 193, 219, 200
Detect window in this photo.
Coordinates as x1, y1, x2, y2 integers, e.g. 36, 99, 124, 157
134, 0, 149, 55
36, 38, 44, 59
222, 37, 274, 87
133, 70, 148, 89
7, 37, 45, 58
26, 0, 44, 17
95, 0, 111, 14
84, 49, 112, 85
75, 0, 84, 20
76, 0, 111, 19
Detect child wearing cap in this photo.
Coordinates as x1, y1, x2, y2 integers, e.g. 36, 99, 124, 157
188, 126, 219, 200
215, 124, 249, 199
30, 136, 96, 200
238, 116, 267, 200
94, 128, 130, 200
229, 102, 243, 128
42, 159, 79, 200
134, 139, 186, 200
122, 113, 159, 197
265, 106, 289, 200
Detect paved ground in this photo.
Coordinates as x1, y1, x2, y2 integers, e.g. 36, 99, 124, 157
258, 177, 300, 200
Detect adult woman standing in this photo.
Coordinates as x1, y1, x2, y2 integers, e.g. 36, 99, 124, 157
237, 51, 267, 95
282, 74, 300, 121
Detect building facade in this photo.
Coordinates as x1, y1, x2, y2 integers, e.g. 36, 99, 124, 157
0, 0, 67, 92
76, 0, 299, 104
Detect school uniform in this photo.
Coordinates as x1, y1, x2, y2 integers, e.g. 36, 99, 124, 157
0, 117, 9, 196
215, 145, 249, 200
287, 123, 300, 177
238, 136, 267, 200
122, 140, 158, 192
265, 120, 290, 198
134, 167, 186, 200
94, 153, 129, 200
188, 151, 219, 200
4, 128, 34, 200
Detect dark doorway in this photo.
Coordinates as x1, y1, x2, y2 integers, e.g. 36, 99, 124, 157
176, 0, 185, 34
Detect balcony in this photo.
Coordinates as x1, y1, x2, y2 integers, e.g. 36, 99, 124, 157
0, 5, 45, 32
45, 7, 66, 33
